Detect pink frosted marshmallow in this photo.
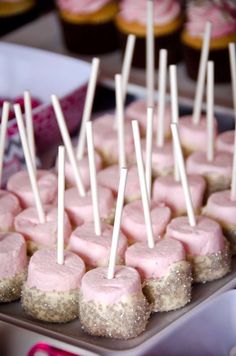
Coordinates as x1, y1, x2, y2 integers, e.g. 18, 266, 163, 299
93, 114, 134, 165
121, 200, 171, 244
68, 221, 127, 268
64, 186, 115, 227
125, 99, 172, 138
0, 190, 21, 232
216, 130, 234, 154
166, 216, 225, 256
153, 174, 206, 215
63, 151, 102, 190
25, 248, 85, 292
97, 165, 140, 203
7, 169, 57, 208
125, 238, 186, 280
14, 205, 72, 253
0, 232, 27, 279
179, 115, 218, 154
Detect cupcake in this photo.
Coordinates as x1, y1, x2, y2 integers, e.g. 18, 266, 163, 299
182, 0, 236, 83
56, 0, 118, 54
115, 0, 183, 68
0, 0, 37, 36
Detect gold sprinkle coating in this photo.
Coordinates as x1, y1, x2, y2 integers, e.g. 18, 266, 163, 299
0, 269, 27, 303
187, 239, 231, 283
143, 261, 192, 313
21, 285, 79, 323
79, 293, 151, 339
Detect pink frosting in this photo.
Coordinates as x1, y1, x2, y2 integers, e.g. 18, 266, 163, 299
7, 170, 57, 209
26, 248, 85, 292
125, 100, 172, 138
186, 151, 232, 177
179, 115, 218, 153
166, 216, 225, 256
81, 265, 142, 304
119, 0, 181, 25
61, 151, 102, 190
204, 190, 236, 226
121, 200, 171, 244
153, 174, 206, 215
97, 165, 141, 203
0, 232, 27, 279
68, 221, 127, 268
56, 0, 110, 14
0, 190, 21, 232
64, 186, 114, 226
93, 114, 134, 165
186, 0, 236, 38
125, 238, 186, 280
216, 130, 234, 154
14, 205, 72, 248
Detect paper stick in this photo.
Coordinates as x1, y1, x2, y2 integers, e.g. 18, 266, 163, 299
171, 123, 196, 227
229, 43, 236, 120
24, 90, 36, 172
207, 61, 214, 162
76, 58, 100, 160
157, 49, 167, 147
51, 94, 86, 197
132, 120, 155, 249
115, 74, 126, 169
192, 22, 212, 125
229, 43, 236, 200
169, 65, 180, 182
231, 129, 236, 200
0, 102, 10, 187
121, 34, 136, 101
57, 146, 65, 265
146, 0, 155, 107
145, 107, 153, 202
107, 167, 127, 279
14, 104, 45, 223
86, 121, 101, 236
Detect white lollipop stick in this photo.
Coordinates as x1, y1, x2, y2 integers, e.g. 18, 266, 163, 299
229, 43, 236, 119
51, 95, 86, 197
0, 102, 10, 187
170, 65, 180, 182
24, 90, 36, 172
231, 129, 236, 200
146, 0, 155, 107
121, 34, 136, 101
207, 61, 214, 162
107, 167, 127, 279
229, 43, 236, 200
192, 22, 212, 125
157, 49, 167, 147
132, 120, 155, 249
57, 146, 65, 265
115, 74, 126, 169
145, 107, 153, 202
14, 104, 45, 223
171, 123, 196, 227
86, 121, 101, 236
76, 58, 100, 160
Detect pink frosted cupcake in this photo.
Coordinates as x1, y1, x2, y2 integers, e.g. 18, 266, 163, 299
182, 0, 236, 83
115, 0, 183, 68
56, 0, 118, 54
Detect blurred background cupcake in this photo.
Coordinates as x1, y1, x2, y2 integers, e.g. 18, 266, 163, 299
56, 0, 118, 55
0, 0, 37, 36
115, 0, 183, 68
182, 0, 236, 83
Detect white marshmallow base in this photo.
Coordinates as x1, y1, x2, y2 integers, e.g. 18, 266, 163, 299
0, 269, 27, 303
79, 293, 150, 339
143, 261, 192, 313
